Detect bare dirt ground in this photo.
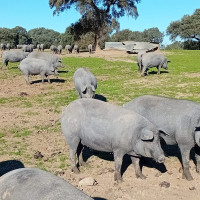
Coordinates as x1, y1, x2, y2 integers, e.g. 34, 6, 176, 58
0, 50, 200, 200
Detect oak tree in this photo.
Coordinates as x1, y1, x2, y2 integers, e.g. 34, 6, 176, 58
49, 0, 141, 50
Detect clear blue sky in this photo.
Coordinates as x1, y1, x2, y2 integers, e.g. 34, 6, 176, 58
0, 0, 199, 45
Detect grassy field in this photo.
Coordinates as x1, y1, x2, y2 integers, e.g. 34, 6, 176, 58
0, 50, 199, 194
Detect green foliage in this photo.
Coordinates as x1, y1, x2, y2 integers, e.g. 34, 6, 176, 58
165, 41, 184, 50
12, 26, 29, 47
49, 0, 141, 49
143, 27, 164, 43
0, 26, 30, 47
60, 27, 74, 47
111, 27, 164, 43
167, 9, 200, 44
0, 27, 15, 47
28, 27, 61, 48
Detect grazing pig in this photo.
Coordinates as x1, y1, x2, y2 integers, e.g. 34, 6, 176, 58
73, 68, 97, 98
141, 52, 170, 76
88, 44, 92, 54
19, 58, 56, 84
1, 50, 29, 69
40, 44, 44, 51
65, 44, 72, 54
22, 44, 33, 52
0, 168, 93, 200
0, 43, 6, 50
50, 45, 57, 54
17, 44, 23, 49
61, 98, 165, 182
123, 95, 200, 181
137, 50, 146, 72
74, 45, 80, 54
28, 51, 62, 69
57, 45, 62, 54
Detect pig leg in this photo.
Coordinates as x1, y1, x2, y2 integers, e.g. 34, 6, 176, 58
157, 64, 161, 74
194, 145, 200, 173
131, 156, 146, 179
141, 67, 146, 77
77, 143, 86, 166
179, 145, 193, 181
5, 61, 9, 69
114, 151, 123, 183
69, 138, 81, 174
46, 75, 51, 84
24, 75, 30, 85
41, 75, 45, 83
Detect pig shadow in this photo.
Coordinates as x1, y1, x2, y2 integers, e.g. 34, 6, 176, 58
57, 70, 68, 73
80, 146, 167, 177
93, 198, 107, 200
148, 70, 169, 75
94, 94, 107, 102
161, 142, 199, 167
31, 78, 65, 84
0, 160, 25, 176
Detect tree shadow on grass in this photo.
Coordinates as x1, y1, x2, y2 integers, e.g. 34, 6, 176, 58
0, 160, 25, 177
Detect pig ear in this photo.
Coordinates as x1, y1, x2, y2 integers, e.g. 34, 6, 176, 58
91, 85, 96, 92
81, 86, 87, 94
159, 130, 170, 136
141, 130, 154, 141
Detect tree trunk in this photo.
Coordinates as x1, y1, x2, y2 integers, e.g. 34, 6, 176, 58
94, 32, 102, 51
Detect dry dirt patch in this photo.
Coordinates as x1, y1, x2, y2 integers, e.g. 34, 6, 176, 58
0, 50, 200, 200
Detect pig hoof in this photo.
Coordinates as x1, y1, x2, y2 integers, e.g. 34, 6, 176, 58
79, 160, 86, 166
72, 167, 80, 174
79, 161, 86, 166
136, 173, 146, 180
117, 179, 123, 183
182, 173, 193, 181
116, 178, 123, 183
114, 174, 123, 183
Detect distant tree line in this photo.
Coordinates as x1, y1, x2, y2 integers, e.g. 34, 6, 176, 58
109, 27, 164, 43
0, 8, 199, 50
0, 25, 164, 50
0, 26, 60, 49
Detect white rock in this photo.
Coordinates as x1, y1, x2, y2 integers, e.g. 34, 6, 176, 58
78, 177, 97, 186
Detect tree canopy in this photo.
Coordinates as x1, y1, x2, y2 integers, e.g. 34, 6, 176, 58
167, 9, 200, 42
28, 27, 61, 48
49, 0, 141, 50
110, 27, 164, 43
0, 26, 29, 48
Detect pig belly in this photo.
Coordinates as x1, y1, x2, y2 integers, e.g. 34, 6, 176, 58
80, 127, 113, 153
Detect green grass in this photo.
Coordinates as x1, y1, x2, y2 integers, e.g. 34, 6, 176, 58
0, 49, 199, 171
9, 127, 33, 137
59, 50, 200, 104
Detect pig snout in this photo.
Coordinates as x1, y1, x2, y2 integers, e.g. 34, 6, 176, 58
157, 155, 165, 163
152, 149, 165, 163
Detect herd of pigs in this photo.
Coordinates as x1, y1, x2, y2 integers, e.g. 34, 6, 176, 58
0, 46, 200, 200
